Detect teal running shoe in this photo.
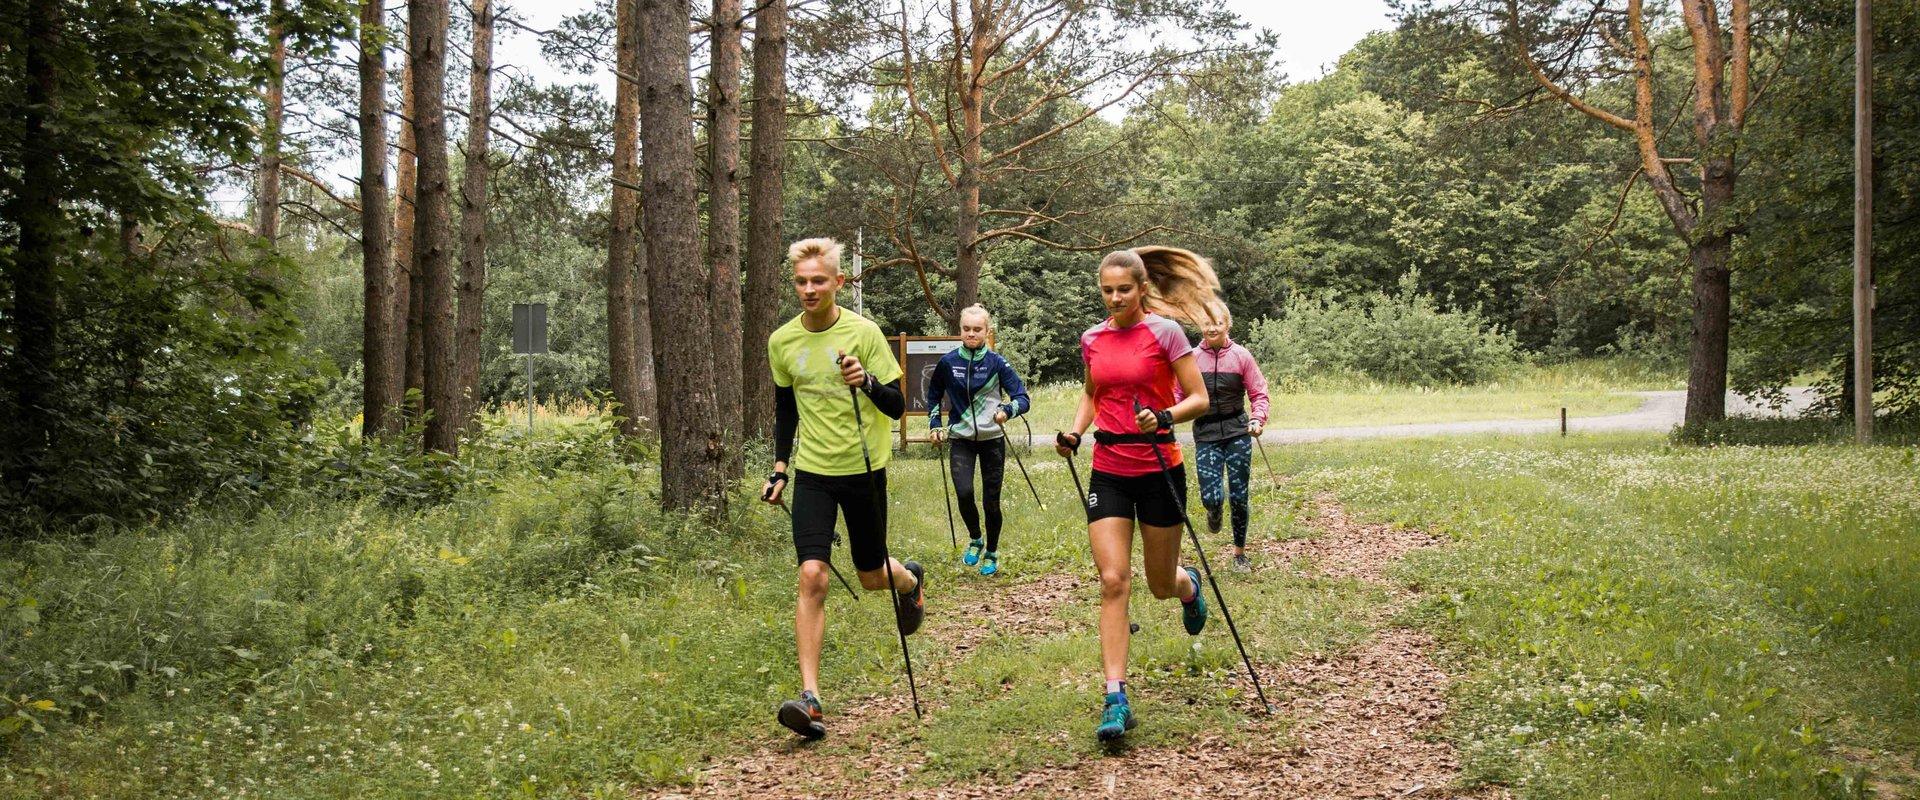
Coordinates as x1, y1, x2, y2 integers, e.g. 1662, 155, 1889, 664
1180, 566, 1208, 635
1095, 692, 1135, 741
979, 551, 998, 576
963, 538, 984, 566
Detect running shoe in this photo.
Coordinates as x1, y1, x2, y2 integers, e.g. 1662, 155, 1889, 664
1180, 566, 1208, 635
1233, 553, 1252, 573
777, 691, 826, 740
1095, 693, 1136, 741
979, 552, 999, 577
963, 538, 984, 566
1206, 504, 1223, 534
895, 561, 926, 636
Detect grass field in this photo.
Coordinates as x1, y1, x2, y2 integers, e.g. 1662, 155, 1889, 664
1015, 359, 1675, 435
1272, 433, 1920, 799
5, 410, 1915, 798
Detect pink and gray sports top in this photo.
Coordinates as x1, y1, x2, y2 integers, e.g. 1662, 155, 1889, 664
1080, 313, 1193, 476
1175, 339, 1270, 443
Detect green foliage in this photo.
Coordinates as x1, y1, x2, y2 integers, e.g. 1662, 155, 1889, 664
1248, 273, 1521, 386
1732, 0, 1920, 419
0, 0, 357, 525
0, 238, 318, 529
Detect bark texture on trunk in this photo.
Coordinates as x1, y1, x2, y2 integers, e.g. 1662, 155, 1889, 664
741, 0, 786, 440
397, 63, 425, 415
1684, 235, 1733, 427
608, 0, 651, 435
410, 0, 459, 453
640, 0, 728, 515
455, 0, 493, 429
5, 0, 63, 498
708, 0, 744, 476
257, 0, 286, 243
360, 0, 402, 436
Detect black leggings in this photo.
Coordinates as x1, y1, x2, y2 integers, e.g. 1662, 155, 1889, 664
950, 437, 1006, 551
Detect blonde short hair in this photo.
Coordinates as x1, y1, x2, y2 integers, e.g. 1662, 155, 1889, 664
787, 237, 843, 273
958, 303, 990, 328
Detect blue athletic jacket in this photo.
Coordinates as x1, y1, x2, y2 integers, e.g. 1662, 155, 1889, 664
926, 346, 1031, 440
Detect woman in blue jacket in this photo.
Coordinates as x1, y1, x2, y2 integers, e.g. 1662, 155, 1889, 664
927, 304, 1032, 576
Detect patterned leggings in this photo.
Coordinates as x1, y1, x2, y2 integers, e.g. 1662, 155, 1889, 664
1195, 435, 1253, 547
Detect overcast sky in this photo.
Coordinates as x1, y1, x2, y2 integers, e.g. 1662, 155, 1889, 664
259, 1, 1395, 202
490, 0, 1395, 97
1228, 0, 1394, 78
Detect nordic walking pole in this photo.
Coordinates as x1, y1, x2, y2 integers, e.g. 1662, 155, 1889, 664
934, 432, 958, 553
772, 499, 860, 602
1134, 399, 1273, 714
1010, 416, 1045, 509
1055, 431, 1089, 510
839, 352, 923, 720
1253, 433, 1280, 488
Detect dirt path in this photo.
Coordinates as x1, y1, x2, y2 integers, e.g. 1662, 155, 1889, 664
645, 494, 1502, 799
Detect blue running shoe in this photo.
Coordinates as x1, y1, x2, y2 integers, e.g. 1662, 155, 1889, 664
1095, 692, 1135, 741
963, 538, 984, 566
1180, 566, 1208, 635
979, 552, 998, 576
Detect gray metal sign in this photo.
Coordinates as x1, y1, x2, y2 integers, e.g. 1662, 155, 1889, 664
512, 303, 548, 355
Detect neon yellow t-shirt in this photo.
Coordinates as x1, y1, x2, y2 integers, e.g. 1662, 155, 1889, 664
768, 307, 903, 476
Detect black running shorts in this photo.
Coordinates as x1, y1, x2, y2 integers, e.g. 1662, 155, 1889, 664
1084, 465, 1187, 528
790, 468, 889, 572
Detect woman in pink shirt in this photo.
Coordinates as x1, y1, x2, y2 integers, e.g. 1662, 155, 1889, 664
1053, 246, 1222, 742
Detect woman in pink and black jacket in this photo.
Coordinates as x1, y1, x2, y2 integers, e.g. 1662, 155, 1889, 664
1177, 303, 1269, 572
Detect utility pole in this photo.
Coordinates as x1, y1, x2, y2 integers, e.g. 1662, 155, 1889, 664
1854, 0, 1874, 443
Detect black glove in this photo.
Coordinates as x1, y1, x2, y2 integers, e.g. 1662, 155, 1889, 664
762, 470, 789, 501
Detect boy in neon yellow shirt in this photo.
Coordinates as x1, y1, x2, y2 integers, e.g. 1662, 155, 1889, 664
759, 237, 923, 740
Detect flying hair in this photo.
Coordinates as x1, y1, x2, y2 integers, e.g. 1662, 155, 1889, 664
1098, 246, 1223, 327
787, 237, 844, 273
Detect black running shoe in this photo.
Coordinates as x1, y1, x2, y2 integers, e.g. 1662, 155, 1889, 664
895, 561, 926, 636
1206, 504, 1223, 534
777, 691, 826, 740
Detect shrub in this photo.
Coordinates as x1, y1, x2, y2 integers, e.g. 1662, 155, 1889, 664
1249, 273, 1521, 386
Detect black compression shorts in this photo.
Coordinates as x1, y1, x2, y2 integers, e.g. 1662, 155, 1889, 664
790, 468, 889, 572
1084, 465, 1187, 528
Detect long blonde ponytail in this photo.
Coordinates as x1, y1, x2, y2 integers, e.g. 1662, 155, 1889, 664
1099, 246, 1223, 326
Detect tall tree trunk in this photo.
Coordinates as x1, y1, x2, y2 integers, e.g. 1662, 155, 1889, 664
640, 0, 728, 514
455, 0, 493, 430
397, 63, 425, 417
4, 0, 62, 499
256, 0, 286, 242
1683, 237, 1733, 426
948, 13, 990, 331
741, 0, 786, 440
608, 0, 650, 435
707, 0, 744, 476
360, 0, 402, 436
1684, 159, 1738, 426
410, 0, 458, 454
